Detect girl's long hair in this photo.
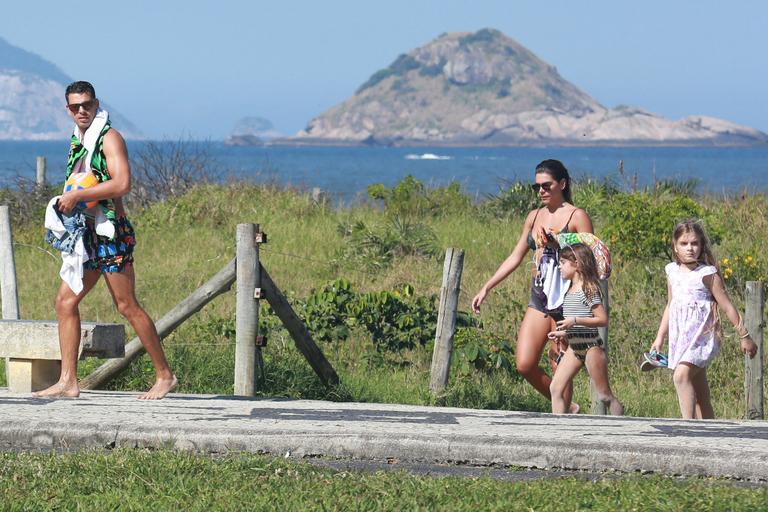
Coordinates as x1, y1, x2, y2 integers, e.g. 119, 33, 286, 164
671, 219, 723, 339
671, 219, 717, 268
560, 244, 601, 299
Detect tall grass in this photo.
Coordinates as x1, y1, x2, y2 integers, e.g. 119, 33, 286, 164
3, 180, 765, 420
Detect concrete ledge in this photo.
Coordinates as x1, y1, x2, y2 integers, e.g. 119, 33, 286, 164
0, 320, 125, 359
0, 390, 766, 481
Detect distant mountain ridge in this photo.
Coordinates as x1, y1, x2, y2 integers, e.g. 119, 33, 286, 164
295, 29, 768, 146
0, 37, 140, 140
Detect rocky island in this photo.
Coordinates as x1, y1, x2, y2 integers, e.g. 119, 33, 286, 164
292, 29, 767, 146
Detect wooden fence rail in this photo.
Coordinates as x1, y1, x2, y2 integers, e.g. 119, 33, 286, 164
81, 258, 237, 389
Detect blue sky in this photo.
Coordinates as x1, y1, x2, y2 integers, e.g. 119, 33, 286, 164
2, 1, 766, 138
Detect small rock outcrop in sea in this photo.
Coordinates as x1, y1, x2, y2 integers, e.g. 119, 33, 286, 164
224, 116, 282, 146
0, 37, 141, 140
294, 29, 768, 146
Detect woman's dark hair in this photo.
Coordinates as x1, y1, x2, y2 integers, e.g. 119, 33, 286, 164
535, 159, 572, 203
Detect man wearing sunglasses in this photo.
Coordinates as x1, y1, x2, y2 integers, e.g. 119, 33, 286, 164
34, 81, 176, 400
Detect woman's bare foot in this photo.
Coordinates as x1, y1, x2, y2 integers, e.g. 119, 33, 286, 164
569, 402, 580, 414
138, 375, 178, 400
31, 381, 80, 399
608, 399, 625, 416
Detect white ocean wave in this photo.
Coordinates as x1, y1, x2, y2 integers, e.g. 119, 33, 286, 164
404, 153, 453, 160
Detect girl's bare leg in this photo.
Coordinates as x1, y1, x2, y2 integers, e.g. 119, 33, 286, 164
103, 265, 176, 399
584, 347, 624, 415
550, 349, 583, 413
673, 363, 700, 419
691, 368, 714, 419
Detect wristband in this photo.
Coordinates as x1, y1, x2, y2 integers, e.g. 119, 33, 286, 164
740, 331, 751, 339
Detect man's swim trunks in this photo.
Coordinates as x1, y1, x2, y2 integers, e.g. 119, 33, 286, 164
84, 216, 135, 273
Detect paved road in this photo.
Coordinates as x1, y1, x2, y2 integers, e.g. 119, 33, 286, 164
1, 390, 766, 481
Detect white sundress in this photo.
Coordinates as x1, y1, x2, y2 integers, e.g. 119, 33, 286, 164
666, 262, 720, 369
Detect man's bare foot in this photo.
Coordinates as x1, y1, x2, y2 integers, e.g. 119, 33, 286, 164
569, 402, 580, 414
138, 375, 178, 400
31, 381, 80, 399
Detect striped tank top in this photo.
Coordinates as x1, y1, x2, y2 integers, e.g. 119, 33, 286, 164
562, 288, 601, 338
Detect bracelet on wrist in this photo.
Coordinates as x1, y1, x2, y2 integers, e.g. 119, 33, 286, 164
739, 331, 751, 339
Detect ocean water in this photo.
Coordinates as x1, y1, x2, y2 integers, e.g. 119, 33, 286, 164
1, 141, 766, 201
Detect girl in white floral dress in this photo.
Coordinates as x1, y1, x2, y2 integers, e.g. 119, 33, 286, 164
651, 220, 757, 419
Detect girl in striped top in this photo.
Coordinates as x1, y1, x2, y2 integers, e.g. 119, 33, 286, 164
548, 244, 624, 415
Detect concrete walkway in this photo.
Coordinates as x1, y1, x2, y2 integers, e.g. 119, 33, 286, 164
1, 389, 766, 481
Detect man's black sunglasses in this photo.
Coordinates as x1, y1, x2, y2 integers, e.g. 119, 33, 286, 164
67, 100, 97, 113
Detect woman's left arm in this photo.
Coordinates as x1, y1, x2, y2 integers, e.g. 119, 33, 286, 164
569, 208, 594, 235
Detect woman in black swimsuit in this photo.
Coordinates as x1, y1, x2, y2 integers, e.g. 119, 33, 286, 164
471, 160, 594, 412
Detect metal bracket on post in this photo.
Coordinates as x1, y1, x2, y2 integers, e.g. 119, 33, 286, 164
255, 335, 267, 347
254, 288, 265, 299
254, 232, 267, 244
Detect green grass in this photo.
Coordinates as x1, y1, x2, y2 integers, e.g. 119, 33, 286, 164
3, 182, 766, 420
0, 449, 765, 511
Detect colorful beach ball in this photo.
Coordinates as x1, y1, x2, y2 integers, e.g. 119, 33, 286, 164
63, 172, 99, 209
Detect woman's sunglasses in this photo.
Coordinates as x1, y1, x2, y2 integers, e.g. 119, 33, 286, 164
67, 100, 97, 113
531, 181, 555, 193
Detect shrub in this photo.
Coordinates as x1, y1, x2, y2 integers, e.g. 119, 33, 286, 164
452, 326, 516, 376
129, 138, 215, 210
347, 284, 437, 352
336, 216, 439, 271
481, 181, 540, 220
719, 253, 766, 297
295, 279, 439, 353
599, 192, 704, 260
367, 175, 471, 218
0, 177, 59, 228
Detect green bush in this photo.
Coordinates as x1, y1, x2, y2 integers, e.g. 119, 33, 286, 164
453, 326, 516, 376
297, 280, 438, 353
367, 175, 471, 218
481, 181, 540, 220
347, 284, 437, 352
300, 278, 355, 342
336, 216, 439, 270
599, 192, 704, 260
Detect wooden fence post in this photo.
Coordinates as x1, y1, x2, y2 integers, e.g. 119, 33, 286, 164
0, 205, 19, 379
235, 223, 261, 396
36, 157, 46, 187
429, 248, 464, 396
745, 281, 765, 420
0, 206, 19, 321
590, 279, 609, 415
